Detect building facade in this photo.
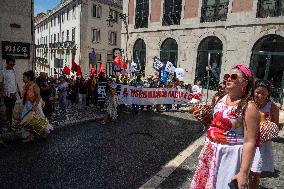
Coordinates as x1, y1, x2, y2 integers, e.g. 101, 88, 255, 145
0, 0, 34, 118
35, 0, 122, 76
121, 0, 284, 105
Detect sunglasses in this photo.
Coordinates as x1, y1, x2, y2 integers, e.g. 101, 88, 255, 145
223, 73, 239, 81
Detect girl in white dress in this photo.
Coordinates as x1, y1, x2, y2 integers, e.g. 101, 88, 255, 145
190, 64, 259, 189
249, 80, 280, 189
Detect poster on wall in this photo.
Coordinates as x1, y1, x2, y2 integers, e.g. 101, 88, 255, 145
1, 41, 30, 59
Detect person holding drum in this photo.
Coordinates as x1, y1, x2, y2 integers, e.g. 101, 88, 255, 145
249, 79, 280, 189
21, 71, 53, 142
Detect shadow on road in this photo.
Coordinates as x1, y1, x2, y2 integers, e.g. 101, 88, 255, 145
0, 111, 204, 189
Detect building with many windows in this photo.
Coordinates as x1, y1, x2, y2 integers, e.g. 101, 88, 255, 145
35, 0, 122, 76
121, 0, 284, 105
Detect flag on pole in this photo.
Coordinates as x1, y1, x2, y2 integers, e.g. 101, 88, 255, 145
76, 65, 82, 76
90, 64, 95, 76
98, 63, 106, 76
113, 54, 127, 69
63, 66, 71, 75
71, 54, 78, 73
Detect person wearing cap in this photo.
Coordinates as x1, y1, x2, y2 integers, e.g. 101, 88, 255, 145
190, 64, 259, 189
0, 57, 21, 129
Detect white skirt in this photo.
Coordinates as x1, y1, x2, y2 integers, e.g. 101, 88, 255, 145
190, 138, 243, 189
251, 141, 274, 173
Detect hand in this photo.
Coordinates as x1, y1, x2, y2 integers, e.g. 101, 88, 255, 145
232, 172, 248, 189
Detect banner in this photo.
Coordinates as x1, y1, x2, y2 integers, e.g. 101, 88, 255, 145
97, 82, 201, 105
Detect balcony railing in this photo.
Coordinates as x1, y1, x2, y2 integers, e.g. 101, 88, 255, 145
257, 0, 284, 18
201, 2, 229, 23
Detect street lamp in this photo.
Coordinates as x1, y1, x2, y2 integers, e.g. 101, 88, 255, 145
106, 9, 129, 64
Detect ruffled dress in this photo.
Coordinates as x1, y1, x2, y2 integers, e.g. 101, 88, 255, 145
190, 95, 245, 189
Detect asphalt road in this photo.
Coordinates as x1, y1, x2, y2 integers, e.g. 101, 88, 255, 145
0, 111, 203, 189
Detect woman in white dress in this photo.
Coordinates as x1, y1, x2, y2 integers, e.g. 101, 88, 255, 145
249, 79, 280, 189
190, 64, 259, 189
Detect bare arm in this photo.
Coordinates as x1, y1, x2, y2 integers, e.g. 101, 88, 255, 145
233, 101, 259, 189
271, 103, 280, 129
33, 84, 41, 108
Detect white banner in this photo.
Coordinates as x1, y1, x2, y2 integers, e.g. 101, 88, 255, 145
117, 85, 201, 105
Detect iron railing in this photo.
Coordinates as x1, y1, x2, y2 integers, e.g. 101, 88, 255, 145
201, 2, 229, 23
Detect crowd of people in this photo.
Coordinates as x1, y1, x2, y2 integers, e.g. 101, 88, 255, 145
0, 57, 282, 189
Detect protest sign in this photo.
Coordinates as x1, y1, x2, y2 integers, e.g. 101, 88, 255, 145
153, 56, 164, 71
97, 82, 107, 101
165, 61, 175, 75
175, 68, 185, 81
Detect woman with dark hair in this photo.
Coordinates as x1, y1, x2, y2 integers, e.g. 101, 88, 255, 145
21, 71, 53, 142
249, 79, 280, 189
190, 64, 259, 189
101, 78, 118, 125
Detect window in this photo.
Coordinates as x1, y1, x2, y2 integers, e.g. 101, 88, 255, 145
106, 52, 114, 75
108, 31, 117, 45
62, 11, 65, 23
54, 17, 56, 26
72, 5, 76, 19
92, 29, 101, 43
58, 14, 61, 24
160, 38, 178, 67
67, 8, 70, 20
72, 27, 76, 41
37, 39, 39, 45
58, 33, 60, 42
66, 30, 69, 41
62, 31, 64, 42
135, 0, 149, 28
95, 54, 102, 73
51, 18, 53, 27
37, 27, 39, 33
257, 0, 284, 18
109, 9, 118, 22
201, 0, 229, 22
54, 34, 56, 43
92, 5, 102, 18
163, 0, 182, 26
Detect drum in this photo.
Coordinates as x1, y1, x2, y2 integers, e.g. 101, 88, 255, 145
19, 111, 48, 136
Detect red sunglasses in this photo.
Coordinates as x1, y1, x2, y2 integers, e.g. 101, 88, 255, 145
223, 73, 239, 81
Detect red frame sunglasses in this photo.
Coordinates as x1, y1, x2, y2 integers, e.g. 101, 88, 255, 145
223, 73, 239, 81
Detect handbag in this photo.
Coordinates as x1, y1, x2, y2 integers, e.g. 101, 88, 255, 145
260, 120, 279, 143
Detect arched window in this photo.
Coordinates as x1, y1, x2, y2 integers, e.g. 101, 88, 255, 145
133, 39, 146, 74
135, 0, 149, 28
250, 34, 284, 104
195, 36, 223, 90
160, 38, 178, 67
162, 0, 182, 26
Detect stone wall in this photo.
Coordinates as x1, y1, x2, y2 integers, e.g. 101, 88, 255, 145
0, 0, 33, 120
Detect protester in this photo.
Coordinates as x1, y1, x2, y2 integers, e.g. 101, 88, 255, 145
0, 57, 21, 129
249, 79, 280, 189
101, 78, 118, 125
190, 64, 259, 189
57, 76, 68, 113
21, 71, 53, 142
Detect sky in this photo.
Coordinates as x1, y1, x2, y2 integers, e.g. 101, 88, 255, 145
34, 0, 60, 15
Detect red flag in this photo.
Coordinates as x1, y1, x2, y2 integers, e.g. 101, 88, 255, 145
71, 54, 78, 72
63, 66, 71, 75
76, 65, 82, 76
90, 64, 95, 76
113, 54, 127, 69
98, 63, 106, 76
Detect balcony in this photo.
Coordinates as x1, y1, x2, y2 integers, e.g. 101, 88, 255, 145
257, 0, 284, 18
201, 2, 229, 23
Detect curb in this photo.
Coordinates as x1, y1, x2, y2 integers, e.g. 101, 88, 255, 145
0, 115, 104, 141
139, 134, 205, 189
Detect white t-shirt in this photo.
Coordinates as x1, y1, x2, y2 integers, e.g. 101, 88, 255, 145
0, 68, 17, 97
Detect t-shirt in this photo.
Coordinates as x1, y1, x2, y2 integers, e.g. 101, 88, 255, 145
0, 68, 17, 97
